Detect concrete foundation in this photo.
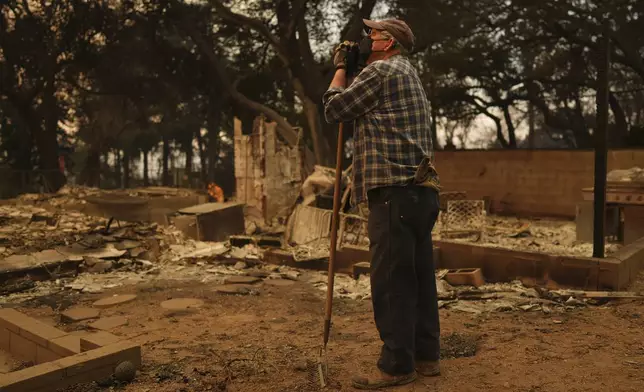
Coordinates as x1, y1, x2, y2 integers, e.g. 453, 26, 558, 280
0, 309, 141, 392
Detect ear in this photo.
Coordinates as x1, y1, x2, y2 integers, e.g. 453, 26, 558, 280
384, 39, 396, 51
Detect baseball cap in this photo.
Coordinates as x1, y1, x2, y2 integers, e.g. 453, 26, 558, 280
363, 18, 416, 51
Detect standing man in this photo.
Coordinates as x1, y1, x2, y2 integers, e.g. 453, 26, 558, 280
323, 19, 441, 390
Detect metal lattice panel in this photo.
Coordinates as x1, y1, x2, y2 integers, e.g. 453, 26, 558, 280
441, 200, 485, 236
439, 191, 467, 211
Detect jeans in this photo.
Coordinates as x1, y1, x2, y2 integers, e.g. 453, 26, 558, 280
367, 185, 441, 375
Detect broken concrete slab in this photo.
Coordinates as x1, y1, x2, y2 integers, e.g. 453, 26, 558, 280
1, 248, 71, 271
88, 316, 128, 331
129, 247, 146, 258
224, 276, 262, 285
82, 257, 113, 274
247, 271, 270, 278
56, 244, 127, 262
234, 261, 248, 270
60, 308, 100, 323
33, 249, 68, 264
0, 254, 82, 288
114, 240, 143, 251
171, 242, 228, 261
92, 294, 137, 309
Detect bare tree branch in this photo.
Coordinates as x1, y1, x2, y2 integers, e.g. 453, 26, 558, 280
340, 0, 377, 42
208, 0, 291, 65
176, 18, 299, 146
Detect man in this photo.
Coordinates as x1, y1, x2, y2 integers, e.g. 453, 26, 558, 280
323, 19, 441, 390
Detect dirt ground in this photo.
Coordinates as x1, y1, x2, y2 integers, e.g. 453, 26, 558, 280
5, 270, 643, 392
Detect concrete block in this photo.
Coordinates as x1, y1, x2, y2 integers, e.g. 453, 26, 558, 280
0, 312, 142, 392
49, 335, 81, 357
36, 345, 62, 364
9, 332, 37, 363
18, 323, 67, 349
0, 309, 67, 348
55, 341, 142, 377
445, 268, 485, 287
1, 327, 9, 351
80, 331, 120, 352
0, 362, 65, 392
0, 309, 28, 333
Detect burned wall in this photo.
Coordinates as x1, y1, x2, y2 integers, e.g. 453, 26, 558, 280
234, 116, 304, 226
434, 149, 644, 218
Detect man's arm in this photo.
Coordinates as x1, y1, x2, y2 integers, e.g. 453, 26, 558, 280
322, 65, 383, 124
329, 68, 347, 90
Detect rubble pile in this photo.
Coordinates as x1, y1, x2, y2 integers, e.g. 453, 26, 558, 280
607, 167, 644, 183
0, 194, 301, 300
15, 185, 101, 207
308, 269, 632, 315
434, 215, 622, 257
0, 205, 104, 255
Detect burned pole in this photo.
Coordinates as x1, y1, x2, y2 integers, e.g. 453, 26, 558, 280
593, 23, 611, 258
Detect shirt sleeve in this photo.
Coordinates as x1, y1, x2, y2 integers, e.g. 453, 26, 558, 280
322, 65, 383, 123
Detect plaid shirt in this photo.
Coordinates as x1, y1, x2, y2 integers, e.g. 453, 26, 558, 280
323, 55, 439, 206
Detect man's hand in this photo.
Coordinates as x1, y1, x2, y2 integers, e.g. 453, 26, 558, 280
333, 41, 351, 69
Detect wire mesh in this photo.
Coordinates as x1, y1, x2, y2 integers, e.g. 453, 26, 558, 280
440, 200, 486, 237
439, 191, 467, 211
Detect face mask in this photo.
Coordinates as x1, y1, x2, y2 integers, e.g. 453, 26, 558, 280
358, 36, 373, 64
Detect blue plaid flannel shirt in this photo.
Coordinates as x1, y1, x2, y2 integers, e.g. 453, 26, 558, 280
323, 55, 439, 206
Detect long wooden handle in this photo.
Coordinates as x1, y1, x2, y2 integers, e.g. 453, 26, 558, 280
323, 122, 344, 347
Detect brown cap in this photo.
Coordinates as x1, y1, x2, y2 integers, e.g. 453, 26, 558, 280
363, 18, 415, 51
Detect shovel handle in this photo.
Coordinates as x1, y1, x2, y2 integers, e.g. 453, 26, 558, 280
323, 122, 345, 345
